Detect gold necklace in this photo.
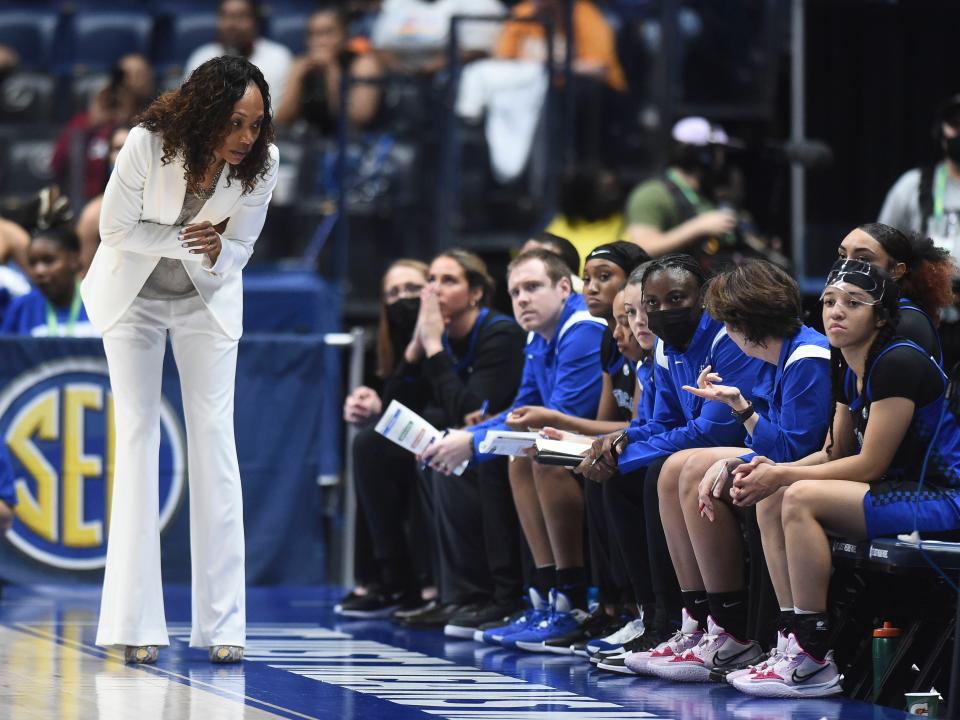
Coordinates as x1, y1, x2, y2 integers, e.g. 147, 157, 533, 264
193, 163, 225, 200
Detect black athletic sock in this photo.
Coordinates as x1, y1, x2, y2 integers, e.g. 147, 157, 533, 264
777, 609, 795, 638
681, 590, 709, 628
640, 602, 656, 627
534, 564, 556, 599
556, 566, 588, 611
792, 612, 831, 662
707, 589, 748, 639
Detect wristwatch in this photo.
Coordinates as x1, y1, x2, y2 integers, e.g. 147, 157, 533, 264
731, 401, 755, 424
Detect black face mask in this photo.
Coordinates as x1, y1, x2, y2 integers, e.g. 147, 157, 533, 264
646, 307, 702, 350
386, 297, 420, 351
946, 136, 960, 165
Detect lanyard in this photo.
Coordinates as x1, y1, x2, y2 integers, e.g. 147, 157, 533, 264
45, 282, 82, 337
666, 168, 709, 209
442, 308, 488, 375
934, 163, 947, 217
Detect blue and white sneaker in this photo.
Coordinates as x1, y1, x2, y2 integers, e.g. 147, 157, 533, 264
477, 588, 550, 645
511, 590, 591, 653
586, 617, 645, 656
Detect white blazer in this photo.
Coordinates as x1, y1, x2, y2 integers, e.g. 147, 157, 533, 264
81, 125, 279, 340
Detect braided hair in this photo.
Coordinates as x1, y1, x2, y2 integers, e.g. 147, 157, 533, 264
639, 253, 710, 289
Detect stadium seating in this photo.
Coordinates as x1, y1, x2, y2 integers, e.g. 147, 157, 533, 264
0, 10, 60, 71
68, 10, 154, 74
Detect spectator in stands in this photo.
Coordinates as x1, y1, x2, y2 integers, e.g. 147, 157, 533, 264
625, 117, 740, 268
118, 53, 157, 114
184, 0, 293, 107
423, 249, 606, 649
2, 226, 96, 337
575, 254, 767, 674
729, 259, 960, 699
76, 125, 132, 275
338, 259, 435, 616
345, 250, 527, 634
276, 6, 384, 134
544, 168, 627, 269
879, 93, 960, 256
644, 260, 831, 683
0, 43, 18, 83
372, 0, 506, 75
495, 0, 626, 92
84, 56, 278, 666
0, 446, 14, 532
836, 222, 954, 366
51, 62, 143, 203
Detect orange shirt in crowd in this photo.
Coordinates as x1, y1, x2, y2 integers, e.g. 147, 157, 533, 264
494, 0, 626, 92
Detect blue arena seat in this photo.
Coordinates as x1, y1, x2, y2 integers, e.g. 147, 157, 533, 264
69, 11, 154, 74
0, 10, 59, 71
155, 11, 218, 76
268, 12, 308, 56
0, 136, 56, 196
0, 72, 56, 124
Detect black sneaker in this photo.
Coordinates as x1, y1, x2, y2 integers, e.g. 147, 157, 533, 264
336, 589, 419, 618
444, 602, 522, 639
541, 611, 624, 656
333, 589, 367, 614
400, 602, 471, 629
392, 599, 437, 622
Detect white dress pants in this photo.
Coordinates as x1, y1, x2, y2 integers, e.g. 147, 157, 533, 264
96, 294, 245, 649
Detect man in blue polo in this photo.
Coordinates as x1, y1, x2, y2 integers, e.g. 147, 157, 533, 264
421, 248, 606, 645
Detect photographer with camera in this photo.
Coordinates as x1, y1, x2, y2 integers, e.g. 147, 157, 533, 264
625, 117, 755, 273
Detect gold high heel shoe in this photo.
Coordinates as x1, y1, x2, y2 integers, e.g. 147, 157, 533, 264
123, 645, 159, 664
209, 645, 244, 663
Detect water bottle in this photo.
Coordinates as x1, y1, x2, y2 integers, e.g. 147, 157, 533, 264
872, 621, 902, 697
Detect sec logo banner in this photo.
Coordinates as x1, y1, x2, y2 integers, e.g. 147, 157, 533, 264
0, 357, 185, 570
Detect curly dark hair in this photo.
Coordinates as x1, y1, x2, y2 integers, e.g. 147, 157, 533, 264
704, 259, 803, 346
137, 56, 274, 195
858, 222, 955, 321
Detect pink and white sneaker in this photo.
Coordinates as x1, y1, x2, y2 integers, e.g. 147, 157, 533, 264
651, 615, 762, 682
732, 633, 843, 698
726, 630, 789, 684
624, 608, 703, 676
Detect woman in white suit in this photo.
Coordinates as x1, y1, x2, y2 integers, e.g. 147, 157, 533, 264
82, 56, 279, 665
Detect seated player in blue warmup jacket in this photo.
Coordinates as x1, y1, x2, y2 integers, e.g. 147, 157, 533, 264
637, 260, 832, 683
575, 255, 768, 668
729, 259, 960, 700
580, 255, 770, 481
1, 226, 97, 337
0, 444, 16, 532
421, 249, 606, 645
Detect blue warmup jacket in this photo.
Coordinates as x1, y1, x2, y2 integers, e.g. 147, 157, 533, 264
470, 293, 607, 461
618, 312, 768, 473
739, 324, 832, 463
1, 288, 97, 337
636, 356, 655, 424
